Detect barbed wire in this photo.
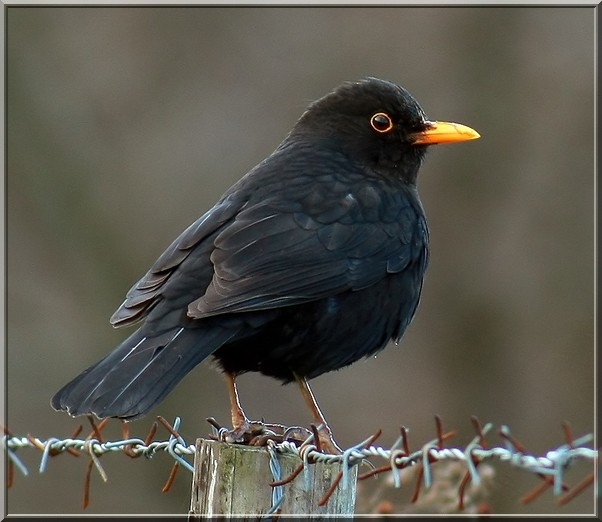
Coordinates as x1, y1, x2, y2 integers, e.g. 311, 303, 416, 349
2, 415, 597, 513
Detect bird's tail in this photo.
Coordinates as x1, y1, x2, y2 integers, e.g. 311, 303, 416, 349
51, 324, 235, 420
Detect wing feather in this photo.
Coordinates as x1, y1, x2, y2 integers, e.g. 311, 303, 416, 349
110, 194, 243, 327
188, 183, 426, 318
110, 143, 428, 328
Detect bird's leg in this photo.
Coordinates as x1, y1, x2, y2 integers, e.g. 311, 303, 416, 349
222, 372, 283, 444
226, 371, 248, 430
295, 375, 342, 454
223, 372, 259, 443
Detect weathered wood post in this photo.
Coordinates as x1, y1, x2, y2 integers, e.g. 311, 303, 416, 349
189, 439, 357, 518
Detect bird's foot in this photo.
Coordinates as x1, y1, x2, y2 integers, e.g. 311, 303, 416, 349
223, 419, 276, 444
206, 417, 341, 452
208, 417, 292, 445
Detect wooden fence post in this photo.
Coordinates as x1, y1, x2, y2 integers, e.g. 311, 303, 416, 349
189, 439, 357, 518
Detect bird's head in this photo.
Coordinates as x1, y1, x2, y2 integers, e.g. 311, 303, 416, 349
289, 77, 480, 184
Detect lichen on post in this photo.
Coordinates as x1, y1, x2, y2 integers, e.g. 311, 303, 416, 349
189, 439, 357, 518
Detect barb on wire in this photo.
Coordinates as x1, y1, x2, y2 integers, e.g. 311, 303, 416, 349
1, 416, 597, 512
457, 416, 489, 509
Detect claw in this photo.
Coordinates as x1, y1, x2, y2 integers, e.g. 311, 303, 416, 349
315, 425, 342, 455
221, 419, 270, 444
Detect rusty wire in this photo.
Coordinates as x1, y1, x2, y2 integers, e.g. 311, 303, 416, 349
2, 415, 597, 512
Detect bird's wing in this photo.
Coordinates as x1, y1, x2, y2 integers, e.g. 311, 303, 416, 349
110, 194, 244, 327
188, 185, 427, 319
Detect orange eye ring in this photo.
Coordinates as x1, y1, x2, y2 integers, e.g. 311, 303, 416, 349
370, 112, 394, 133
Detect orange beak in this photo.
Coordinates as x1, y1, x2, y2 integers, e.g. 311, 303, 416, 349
411, 121, 480, 145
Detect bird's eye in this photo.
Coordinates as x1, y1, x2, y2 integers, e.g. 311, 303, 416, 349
370, 112, 394, 134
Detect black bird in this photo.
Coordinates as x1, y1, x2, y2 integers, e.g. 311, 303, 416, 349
51, 78, 479, 452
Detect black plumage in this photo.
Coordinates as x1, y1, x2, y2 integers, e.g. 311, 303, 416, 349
51, 78, 478, 449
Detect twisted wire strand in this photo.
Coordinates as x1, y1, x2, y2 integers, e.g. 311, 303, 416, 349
2, 417, 597, 503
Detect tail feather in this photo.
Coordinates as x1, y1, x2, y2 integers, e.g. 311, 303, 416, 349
51, 325, 235, 420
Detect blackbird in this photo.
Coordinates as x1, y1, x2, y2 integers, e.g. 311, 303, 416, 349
51, 78, 479, 452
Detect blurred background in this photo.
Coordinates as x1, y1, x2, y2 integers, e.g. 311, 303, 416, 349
6, 6, 596, 515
